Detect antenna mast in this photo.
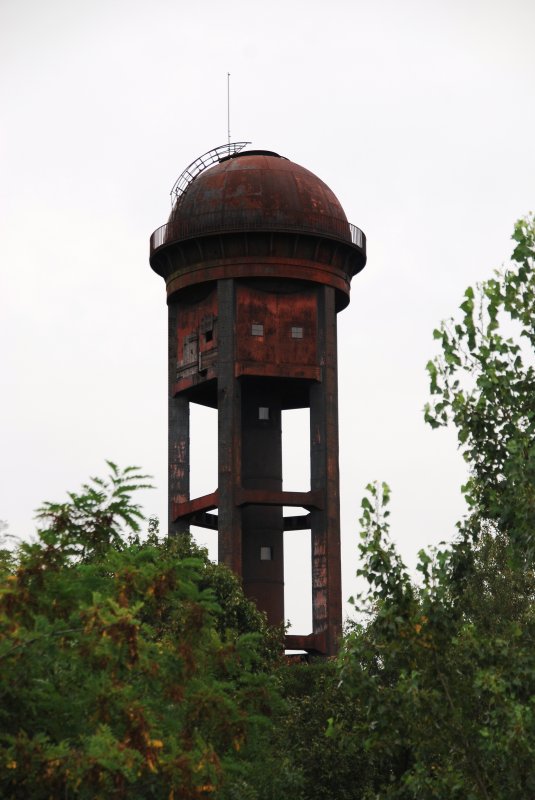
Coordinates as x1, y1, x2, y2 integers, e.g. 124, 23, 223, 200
227, 72, 231, 151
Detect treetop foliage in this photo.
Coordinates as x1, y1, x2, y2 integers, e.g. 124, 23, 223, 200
425, 214, 535, 559
334, 214, 535, 799
0, 465, 284, 799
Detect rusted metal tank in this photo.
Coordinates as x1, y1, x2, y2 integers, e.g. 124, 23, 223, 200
150, 148, 366, 655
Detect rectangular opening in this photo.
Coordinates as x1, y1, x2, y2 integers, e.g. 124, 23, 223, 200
291, 326, 304, 339
282, 408, 310, 492
190, 403, 218, 561
260, 545, 273, 561
284, 526, 312, 634
199, 314, 214, 334
190, 403, 217, 498
258, 406, 270, 421
251, 323, 264, 336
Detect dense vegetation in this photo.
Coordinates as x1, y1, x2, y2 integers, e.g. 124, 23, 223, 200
1, 215, 534, 798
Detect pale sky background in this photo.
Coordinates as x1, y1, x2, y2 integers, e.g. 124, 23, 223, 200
2, 0, 534, 633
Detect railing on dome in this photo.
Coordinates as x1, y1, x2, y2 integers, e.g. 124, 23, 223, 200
150, 212, 364, 256
170, 142, 251, 206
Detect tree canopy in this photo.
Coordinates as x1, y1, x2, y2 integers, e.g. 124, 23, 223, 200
333, 214, 535, 798
0, 464, 284, 799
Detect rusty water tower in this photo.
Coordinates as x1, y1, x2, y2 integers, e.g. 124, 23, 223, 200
149, 143, 366, 655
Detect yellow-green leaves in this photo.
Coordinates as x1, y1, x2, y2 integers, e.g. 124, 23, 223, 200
425, 214, 535, 559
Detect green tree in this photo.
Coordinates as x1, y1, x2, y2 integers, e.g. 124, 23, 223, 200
0, 464, 283, 799
333, 215, 535, 799
425, 214, 535, 557
0, 521, 14, 576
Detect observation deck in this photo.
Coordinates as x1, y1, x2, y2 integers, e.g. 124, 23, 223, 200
150, 212, 364, 257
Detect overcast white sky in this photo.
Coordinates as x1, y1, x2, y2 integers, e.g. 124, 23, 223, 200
2, 0, 534, 632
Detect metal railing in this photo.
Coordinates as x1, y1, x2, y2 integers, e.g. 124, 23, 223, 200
170, 142, 251, 205
150, 211, 364, 255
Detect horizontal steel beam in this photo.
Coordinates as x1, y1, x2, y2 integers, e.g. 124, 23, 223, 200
187, 511, 218, 530
285, 631, 327, 655
283, 514, 312, 531
172, 490, 219, 522
235, 488, 323, 510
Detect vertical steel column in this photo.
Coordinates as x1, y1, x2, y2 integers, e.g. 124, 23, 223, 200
241, 381, 284, 626
309, 286, 342, 655
217, 279, 242, 574
168, 299, 190, 535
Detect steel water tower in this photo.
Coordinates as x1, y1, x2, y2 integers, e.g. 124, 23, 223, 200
149, 144, 366, 655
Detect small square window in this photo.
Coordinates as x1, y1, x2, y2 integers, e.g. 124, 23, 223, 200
258, 407, 270, 421
251, 323, 264, 336
291, 326, 304, 339
260, 546, 273, 561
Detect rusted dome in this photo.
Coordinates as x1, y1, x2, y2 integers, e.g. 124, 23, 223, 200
168, 150, 352, 243
150, 148, 366, 307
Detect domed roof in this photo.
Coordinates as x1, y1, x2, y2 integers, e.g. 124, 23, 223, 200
150, 147, 366, 306
168, 150, 352, 243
